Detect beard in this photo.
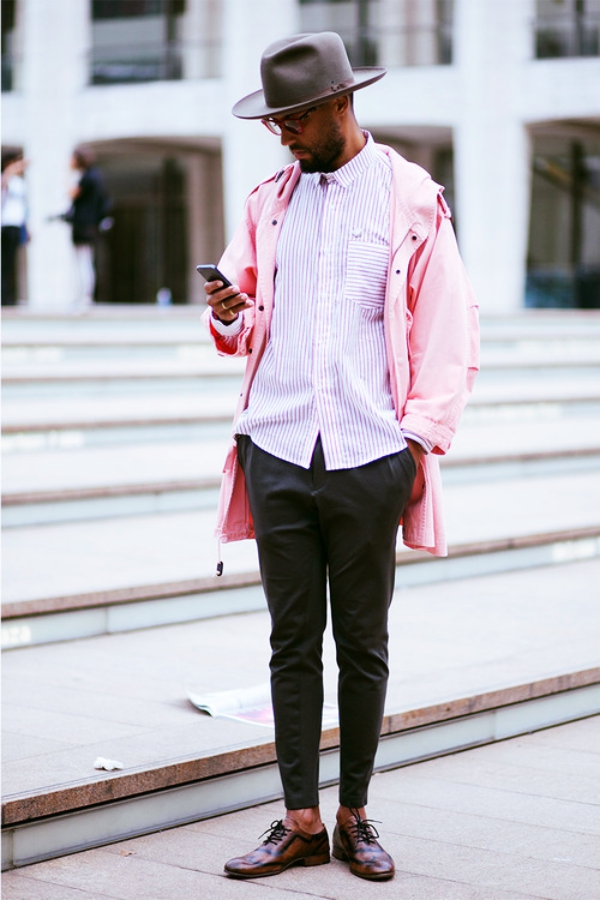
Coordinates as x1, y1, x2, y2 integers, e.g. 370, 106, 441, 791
291, 120, 347, 174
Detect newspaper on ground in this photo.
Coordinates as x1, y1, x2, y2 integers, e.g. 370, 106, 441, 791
187, 682, 338, 728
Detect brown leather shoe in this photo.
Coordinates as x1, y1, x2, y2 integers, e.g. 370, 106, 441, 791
332, 810, 395, 881
224, 819, 330, 878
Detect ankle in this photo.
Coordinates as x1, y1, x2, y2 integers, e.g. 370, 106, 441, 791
285, 807, 324, 835
336, 805, 366, 826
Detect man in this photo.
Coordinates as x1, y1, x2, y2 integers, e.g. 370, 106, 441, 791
204, 32, 479, 882
1, 152, 28, 307
67, 146, 110, 308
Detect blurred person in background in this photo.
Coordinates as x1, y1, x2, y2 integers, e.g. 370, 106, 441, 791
67, 146, 110, 309
1, 151, 28, 306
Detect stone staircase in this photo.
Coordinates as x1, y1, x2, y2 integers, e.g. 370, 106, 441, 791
2, 305, 600, 870
3, 307, 600, 643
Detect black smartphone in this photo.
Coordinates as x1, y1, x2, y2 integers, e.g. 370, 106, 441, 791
196, 264, 233, 288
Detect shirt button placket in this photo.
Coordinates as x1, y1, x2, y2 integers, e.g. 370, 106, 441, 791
314, 179, 336, 404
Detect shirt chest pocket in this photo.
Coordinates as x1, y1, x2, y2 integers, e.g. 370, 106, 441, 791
345, 240, 390, 312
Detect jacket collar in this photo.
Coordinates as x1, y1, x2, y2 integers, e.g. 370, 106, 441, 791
375, 143, 440, 247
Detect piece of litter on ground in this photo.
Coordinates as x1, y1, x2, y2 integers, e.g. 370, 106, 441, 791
94, 756, 124, 771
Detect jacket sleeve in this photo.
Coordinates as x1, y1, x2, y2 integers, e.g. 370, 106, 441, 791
400, 196, 480, 454
203, 202, 259, 357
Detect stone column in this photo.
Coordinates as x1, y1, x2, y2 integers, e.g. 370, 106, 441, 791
378, 0, 407, 67
21, 0, 90, 310
453, 0, 534, 314
220, 0, 298, 242
186, 149, 225, 302
181, 0, 221, 79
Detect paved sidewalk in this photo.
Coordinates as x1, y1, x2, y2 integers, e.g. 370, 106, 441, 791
3, 716, 599, 899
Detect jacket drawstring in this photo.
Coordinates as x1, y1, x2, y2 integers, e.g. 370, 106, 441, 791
216, 538, 223, 576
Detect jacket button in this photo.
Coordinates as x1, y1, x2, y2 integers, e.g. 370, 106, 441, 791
258, 305, 264, 311
248, 348, 253, 353
396, 269, 401, 274
272, 219, 277, 225
412, 234, 417, 240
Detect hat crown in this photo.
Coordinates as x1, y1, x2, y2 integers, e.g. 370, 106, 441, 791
232, 31, 385, 119
261, 32, 355, 110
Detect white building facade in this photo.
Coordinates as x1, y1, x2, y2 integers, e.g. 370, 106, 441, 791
2, 0, 600, 312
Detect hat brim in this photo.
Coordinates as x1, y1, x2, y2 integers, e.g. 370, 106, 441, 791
232, 67, 386, 119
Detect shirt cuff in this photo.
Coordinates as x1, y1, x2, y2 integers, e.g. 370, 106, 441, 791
210, 311, 244, 336
402, 430, 433, 454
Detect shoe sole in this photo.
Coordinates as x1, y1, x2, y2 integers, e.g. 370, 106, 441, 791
332, 845, 395, 881
224, 853, 330, 878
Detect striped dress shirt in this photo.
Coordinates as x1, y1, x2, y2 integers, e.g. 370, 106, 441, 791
224, 134, 421, 470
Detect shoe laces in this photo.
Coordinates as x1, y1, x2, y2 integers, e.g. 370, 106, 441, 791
259, 820, 290, 846
348, 809, 381, 845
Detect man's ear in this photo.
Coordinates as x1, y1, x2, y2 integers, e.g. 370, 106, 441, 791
334, 93, 351, 116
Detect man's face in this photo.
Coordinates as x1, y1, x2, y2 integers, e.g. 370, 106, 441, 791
281, 102, 346, 174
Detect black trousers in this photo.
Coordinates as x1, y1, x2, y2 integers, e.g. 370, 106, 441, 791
1, 226, 21, 306
237, 435, 416, 809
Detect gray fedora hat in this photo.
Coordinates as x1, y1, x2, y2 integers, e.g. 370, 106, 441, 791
232, 32, 386, 120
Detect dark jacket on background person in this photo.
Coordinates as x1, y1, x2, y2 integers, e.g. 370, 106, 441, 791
70, 166, 109, 245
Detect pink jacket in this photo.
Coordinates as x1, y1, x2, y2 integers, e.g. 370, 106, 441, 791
205, 144, 479, 556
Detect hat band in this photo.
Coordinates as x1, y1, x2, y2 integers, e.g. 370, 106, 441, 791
329, 79, 354, 93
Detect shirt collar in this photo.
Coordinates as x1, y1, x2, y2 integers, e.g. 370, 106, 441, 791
316, 131, 376, 189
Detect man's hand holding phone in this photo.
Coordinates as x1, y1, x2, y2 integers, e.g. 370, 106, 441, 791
197, 264, 250, 325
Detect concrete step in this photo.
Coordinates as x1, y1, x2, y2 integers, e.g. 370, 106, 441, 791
3, 524, 600, 652
4, 454, 600, 529
3, 354, 599, 387
3, 438, 600, 528
5, 311, 600, 344
1, 390, 239, 431
2, 467, 600, 646
3, 311, 600, 387
4, 468, 599, 605
4, 347, 599, 377
2, 557, 599, 869
1, 356, 245, 385
5, 417, 600, 495
0, 303, 208, 328
3, 309, 599, 346
1, 328, 213, 349
3, 351, 600, 422
3, 383, 600, 443
475, 311, 600, 339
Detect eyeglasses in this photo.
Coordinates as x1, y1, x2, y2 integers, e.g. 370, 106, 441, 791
261, 106, 318, 136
